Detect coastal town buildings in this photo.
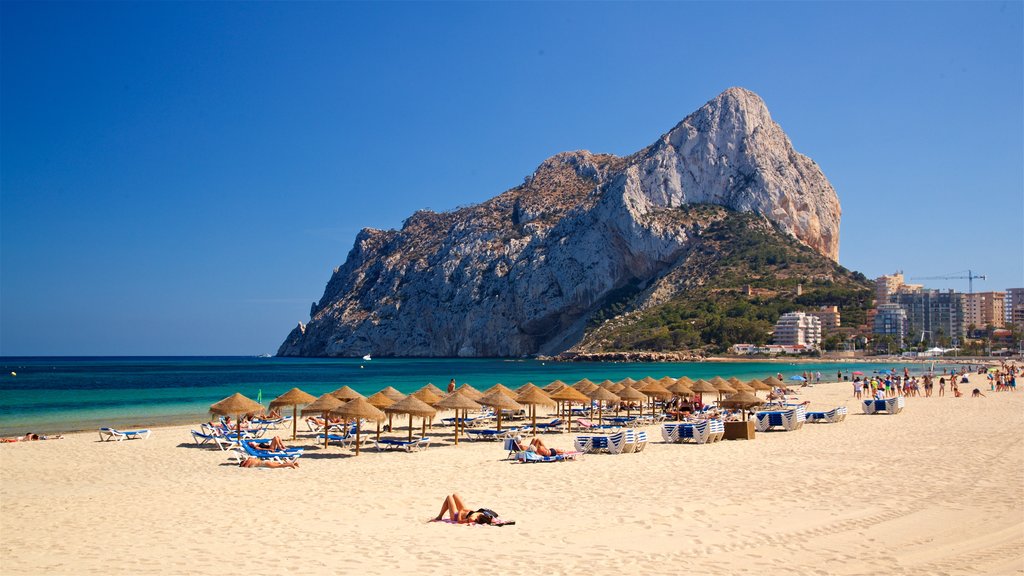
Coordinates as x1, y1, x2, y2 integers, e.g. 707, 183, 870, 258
962, 291, 1006, 330
773, 312, 822, 348
1006, 288, 1024, 327
873, 303, 908, 348
875, 272, 905, 306
890, 289, 964, 342
807, 306, 840, 333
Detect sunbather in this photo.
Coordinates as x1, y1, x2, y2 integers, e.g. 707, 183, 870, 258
522, 437, 567, 457
248, 436, 288, 451
239, 456, 298, 469
430, 493, 509, 525
1, 433, 63, 443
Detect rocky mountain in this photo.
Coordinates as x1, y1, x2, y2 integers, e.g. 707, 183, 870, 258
278, 87, 843, 357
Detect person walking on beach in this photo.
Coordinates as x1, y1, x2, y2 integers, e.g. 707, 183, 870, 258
447, 379, 456, 393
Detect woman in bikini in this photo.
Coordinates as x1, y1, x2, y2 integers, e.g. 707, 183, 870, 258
431, 493, 495, 524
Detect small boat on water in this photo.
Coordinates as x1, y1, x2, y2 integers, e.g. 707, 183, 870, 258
257, 353, 272, 358
362, 354, 372, 361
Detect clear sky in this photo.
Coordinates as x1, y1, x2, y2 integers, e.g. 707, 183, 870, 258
2, 1, 1022, 356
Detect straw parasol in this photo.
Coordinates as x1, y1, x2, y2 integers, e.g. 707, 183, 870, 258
301, 393, 345, 449
718, 391, 764, 421
710, 377, 737, 402
618, 377, 637, 388
762, 376, 785, 390
616, 385, 646, 418
331, 385, 364, 401
667, 381, 693, 397
572, 378, 597, 393
550, 386, 590, 433
210, 393, 264, 439
378, 386, 406, 402
587, 386, 620, 426
598, 379, 617, 390
434, 391, 482, 445
544, 380, 568, 394
412, 387, 442, 405
689, 379, 717, 406
658, 376, 678, 387
269, 387, 317, 440
333, 397, 385, 455
730, 379, 755, 393
365, 391, 396, 441
421, 383, 445, 396
747, 378, 771, 396
384, 395, 437, 442
515, 384, 556, 435
638, 380, 672, 417
608, 383, 625, 393
477, 389, 522, 432
483, 383, 515, 397
455, 383, 484, 402
676, 376, 694, 386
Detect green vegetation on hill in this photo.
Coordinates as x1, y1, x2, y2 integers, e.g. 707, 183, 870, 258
581, 207, 873, 354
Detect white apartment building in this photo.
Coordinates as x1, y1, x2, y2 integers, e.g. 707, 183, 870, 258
773, 312, 822, 348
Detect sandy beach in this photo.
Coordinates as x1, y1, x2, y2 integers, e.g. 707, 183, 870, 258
1, 371, 1021, 576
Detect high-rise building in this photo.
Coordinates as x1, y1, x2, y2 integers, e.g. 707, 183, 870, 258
963, 291, 1006, 330
890, 289, 964, 342
773, 312, 822, 348
1006, 288, 1024, 326
807, 306, 841, 333
875, 272, 905, 306
873, 304, 908, 349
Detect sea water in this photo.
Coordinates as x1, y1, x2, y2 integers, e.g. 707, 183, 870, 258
0, 356, 946, 436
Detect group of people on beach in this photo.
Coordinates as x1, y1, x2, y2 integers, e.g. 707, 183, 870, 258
849, 363, 1017, 400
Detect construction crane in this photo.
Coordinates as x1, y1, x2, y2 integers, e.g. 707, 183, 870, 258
911, 270, 987, 294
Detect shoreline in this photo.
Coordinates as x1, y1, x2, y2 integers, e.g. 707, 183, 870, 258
1, 372, 1020, 575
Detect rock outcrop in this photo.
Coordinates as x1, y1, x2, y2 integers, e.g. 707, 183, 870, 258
278, 87, 841, 357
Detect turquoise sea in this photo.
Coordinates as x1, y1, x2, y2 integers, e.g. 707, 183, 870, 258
0, 356, 945, 436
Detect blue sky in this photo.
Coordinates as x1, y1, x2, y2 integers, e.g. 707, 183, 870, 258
2, 1, 1021, 356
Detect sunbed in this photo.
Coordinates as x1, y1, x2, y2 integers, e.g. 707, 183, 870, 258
98, 427, 151, 441
464, 428, 514, 441
375, 437, 431, 452
574, 435, 610, 454
805, 406, 848, 423
862, 397, 905, 414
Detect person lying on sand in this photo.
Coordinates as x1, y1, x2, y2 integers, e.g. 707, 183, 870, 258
1, 433, 64, 443
239, 456, 298, 469
972, 388, 986, 398
430, 493, 513, 525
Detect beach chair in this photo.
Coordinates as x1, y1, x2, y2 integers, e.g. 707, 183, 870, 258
530, 419, 563, 433
515, 450, 581, 463
503, 437, 524, 459
633, 430, 649, 453
375, 437, 431, 452
608, 430, 634, 454
464, 428, 512, 441
661, 423, 681, 443
577, 418, 620, 433
240, 440, 302, 463
574, 435, 609, 454
806, 406, 847, 423
98, 427, 151, 441
705, 419, 725, 442
191, 429, 215, 446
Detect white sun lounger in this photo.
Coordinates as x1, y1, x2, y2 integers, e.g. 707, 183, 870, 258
99, 427, 151, 441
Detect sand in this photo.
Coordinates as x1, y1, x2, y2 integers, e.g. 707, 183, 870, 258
1, 372, 1021, 575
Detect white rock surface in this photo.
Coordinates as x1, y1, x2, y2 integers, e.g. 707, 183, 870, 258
278, 88, 841, 357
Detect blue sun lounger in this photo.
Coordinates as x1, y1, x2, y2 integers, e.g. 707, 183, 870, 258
99, 428, 151, 441
375, 437, 431, 452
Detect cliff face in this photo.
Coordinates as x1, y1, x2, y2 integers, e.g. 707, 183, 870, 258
278, 87, 842, 357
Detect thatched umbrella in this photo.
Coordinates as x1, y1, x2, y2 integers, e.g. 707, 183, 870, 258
587, 386, 620, 426
413, 387, 442, 405
384, 395, 437, 442
483, 383, 515, 397
477, 389, 522, 432
376, 386, 406, 431
455, 383, 484, 402
676, 376, 695, 387
730, 379, 755, 393
544, 380, 568, 394
515, 385, 556, 436
331, 385, 364, 401
365, 391, 396, 441
690, 379, 717, 406
616, 385, 646, 418
572, 378, 598, 393
598, 379, 617, 390
711, 379, 737, 403
435, 391, 481, 445
747, 378, 771, 396
638, 380, 672, 417
269, 387, 317, 440
608, 383, 625, 393
658, 376, 678, 388
718, 391, 765, 421
301, 393, 345, 449
727, 376, 746, 388
210, 393, 264, 439
333, 397, 385, 455
619, 377, 637, 387
550, 386, 590, 433
665, 381, 694, 420
762, 376, 785, 390
421, 383, 445, 396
